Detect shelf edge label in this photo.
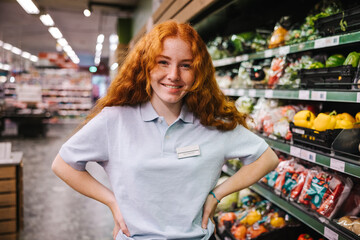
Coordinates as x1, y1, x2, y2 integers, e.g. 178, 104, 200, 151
330, 158, 345, 172
357, 92, 360, 103
311, 91, 327, 101
299, 90, 310, 100
300, 149, 316, 162
290, 146, 301, 158
324, 226, 338, 240
248, 89, 256, 97
265, 89, 273, 98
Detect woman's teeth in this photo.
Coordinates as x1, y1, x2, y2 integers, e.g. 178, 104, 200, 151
163, 84, 181, 89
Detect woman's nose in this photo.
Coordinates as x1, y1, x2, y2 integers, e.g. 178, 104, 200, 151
167, 65, 180, 81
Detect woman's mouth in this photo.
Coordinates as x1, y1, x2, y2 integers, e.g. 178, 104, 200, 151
162, 84, 182, 89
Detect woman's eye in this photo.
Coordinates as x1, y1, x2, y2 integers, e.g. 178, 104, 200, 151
158, 60, 168, 65
181, 63, 191, 69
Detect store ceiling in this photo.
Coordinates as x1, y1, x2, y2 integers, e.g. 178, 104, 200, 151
0, 0, 139, 66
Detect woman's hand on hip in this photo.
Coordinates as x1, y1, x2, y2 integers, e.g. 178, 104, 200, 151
201, 193, 218, 229
110, 202, 130, 239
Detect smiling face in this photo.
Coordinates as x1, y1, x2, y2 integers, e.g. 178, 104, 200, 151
149, 37, 194, 112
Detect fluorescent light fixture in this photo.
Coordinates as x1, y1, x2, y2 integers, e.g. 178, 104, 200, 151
96, 43, 103, 51
3, 43, 12, 50
110, 62, 118, 71
21, 51, 31, 59
97, 34, 104, 43
0, 40, 3, 47
16, 0, 40, 14
83, 9, 91, 17
40, 14, 55, 26
30, 55, 38, 62
57, 38, 68, 47
109, 34, 118, 44
63, 45, 72, 52
48, 27, 63, 39
11, 47, 22, 55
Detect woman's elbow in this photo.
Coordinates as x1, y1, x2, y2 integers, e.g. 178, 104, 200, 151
51, 154, 63, 176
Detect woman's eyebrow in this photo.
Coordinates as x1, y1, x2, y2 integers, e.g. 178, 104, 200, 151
157, 55, 193, 62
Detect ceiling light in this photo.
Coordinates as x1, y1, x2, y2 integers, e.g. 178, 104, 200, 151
21, 51, 31, 59
63, 45, 72, 53
3, 43, 12, 51
110, 63, 118, 71
30, 55, 38, 62
40, 14, 55, 26
11, 47, 22, 55
0, 40, 3, 47
96, 43, 103, 51
97, 34, 104, 44
57, 38, 68, 47
48, 27, 63, 39
83, 9, 91, 17
16, 0, 40, 14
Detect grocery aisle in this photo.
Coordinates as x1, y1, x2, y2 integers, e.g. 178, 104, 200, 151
3, 123, 114, 240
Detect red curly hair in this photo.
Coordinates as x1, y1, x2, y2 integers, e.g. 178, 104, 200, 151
84, 20, 247, 131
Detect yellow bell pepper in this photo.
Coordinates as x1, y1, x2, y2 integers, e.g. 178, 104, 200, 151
293, 110, 315, 128
335, 119, 353, 129
336, 112, 355, 123
356, 112, 360, 123
312, 111, 337, 131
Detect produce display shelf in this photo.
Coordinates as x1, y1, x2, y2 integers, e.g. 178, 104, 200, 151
221, 88, 360, 103
263, 137, 360, 179
213, 31, 360, 67
249, 183, 357, 240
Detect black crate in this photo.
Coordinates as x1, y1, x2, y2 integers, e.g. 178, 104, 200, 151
331, 128, 360, 160
299, 65, 356, 89
289, 122, 342, 150
315, 6, 360, 36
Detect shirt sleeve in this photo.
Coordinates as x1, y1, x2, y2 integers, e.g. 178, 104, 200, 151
225, 125, 269, 165
59, 108, 109, 171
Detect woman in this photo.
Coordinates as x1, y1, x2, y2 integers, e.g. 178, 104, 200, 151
52, 20, 279, 240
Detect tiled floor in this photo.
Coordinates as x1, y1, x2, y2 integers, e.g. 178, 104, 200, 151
2, 123, 114, 240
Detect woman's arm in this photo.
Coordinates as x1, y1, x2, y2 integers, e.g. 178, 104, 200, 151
202, 147, 279, 228
51, 154, 130, 238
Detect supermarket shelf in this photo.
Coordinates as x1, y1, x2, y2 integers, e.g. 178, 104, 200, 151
263, 136, 360, 179
250, 183, 358, 240
221, 88, 360, 103
221, 165, 359, 240
213, 31, 360, 67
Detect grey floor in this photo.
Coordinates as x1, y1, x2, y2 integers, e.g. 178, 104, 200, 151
2, 123, 114, 240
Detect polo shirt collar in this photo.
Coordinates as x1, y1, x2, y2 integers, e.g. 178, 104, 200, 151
140, 101, 194, 123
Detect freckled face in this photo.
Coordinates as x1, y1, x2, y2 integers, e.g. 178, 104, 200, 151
149, 37, 194, 109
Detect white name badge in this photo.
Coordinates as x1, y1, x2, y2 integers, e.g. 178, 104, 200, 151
176, 145, 200, 159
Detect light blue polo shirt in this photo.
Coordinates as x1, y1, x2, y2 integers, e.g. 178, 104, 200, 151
59, 101, 268, 240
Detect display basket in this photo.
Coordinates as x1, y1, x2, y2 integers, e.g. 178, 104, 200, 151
289, 122, 342, 151
315, 6, 360, 36
299, 65, 356, 89
331, 128, 360, 160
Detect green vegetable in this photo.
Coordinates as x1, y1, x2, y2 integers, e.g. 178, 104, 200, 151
309, 62, 325, 69
325, 54, 346, 67
343, 52, 360, 67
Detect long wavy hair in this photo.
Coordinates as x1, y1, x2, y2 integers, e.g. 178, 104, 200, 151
84, 20, 248, 131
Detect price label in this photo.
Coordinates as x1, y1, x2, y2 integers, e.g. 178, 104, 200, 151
265, 89, 273, 98
248, 89, 256, 97
264, 49, 273, 58
300, 149, 316, 162
221, 88, 230, 95
237, 89, 245, 96
330, 158, 345, 172
311, 91, 327, 101
314, 36, 339, 48
279, 46, 290, 56
290, 146, 301, 158
228, 88, 236, 96
236, 55, 249, 62
357, 92, 360, 103
298, 90, 310, 100
324, 227, 338, 240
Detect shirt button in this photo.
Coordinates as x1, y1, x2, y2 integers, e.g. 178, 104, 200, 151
158, 119, 162, 123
